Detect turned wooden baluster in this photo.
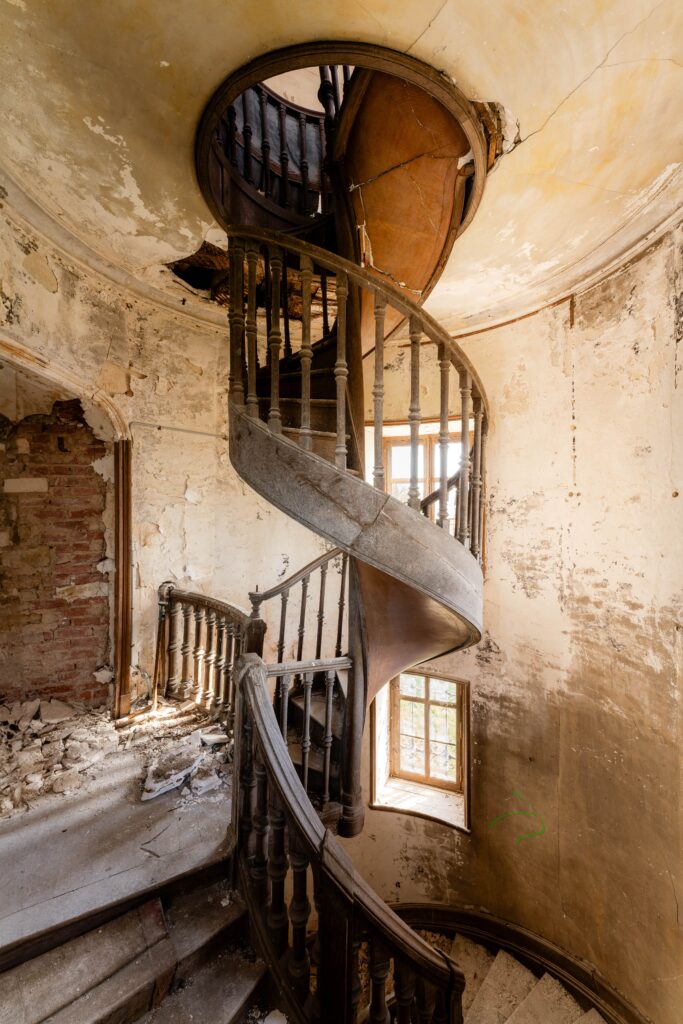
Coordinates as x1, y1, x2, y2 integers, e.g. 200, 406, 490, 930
470, 397, 484, 559
239, 712, 255, 856
228, 236, 245, 406
408, 315, 422, 510
456, 369, 472, 546
433, 987, 452, 1024
322, 668, 335, 805
478, 418, 488, 563
438, 343, 451, 529
282, 255, 292, 359
335, 553, 348, 658
335, 271, 349, 471
180, 601, 194, 699
394, 959, 416, 1024
301, 670, 314, 791
245, 243, 259, 417
330, 65, 341, 114
224, 623, 236, 727
277, 587, 289, 662
268, 247, 283, 433
321, 269, 330, 336
204, 609, 217, 705
166, 597, 182, 697
318, 118, 328, 214
298, 113, 310, 214
349, 934, 363, 1024
258, 87, 272, 198
276, 672, 291, 740
299, 255, 314, 451
278, 101, 290, 208
297, 574, 310, 661
287, 834, 311, 1001
226, 104, 237, 166
242, 92, 253, 184
373, 293, 386, 491
267, 789, 289, 954
214, 616, 226, 709
369, 939, 391, 1024
415, 977, 437, 1024
192, 604, 206, 701
315, 561, 328, 659
251, 745, 269, 906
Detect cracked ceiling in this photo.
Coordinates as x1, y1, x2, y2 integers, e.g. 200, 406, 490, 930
0, 0, 681, 332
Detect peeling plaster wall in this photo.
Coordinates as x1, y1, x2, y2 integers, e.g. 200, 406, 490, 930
345, 226, 683, 1024
0, 200, 328, 676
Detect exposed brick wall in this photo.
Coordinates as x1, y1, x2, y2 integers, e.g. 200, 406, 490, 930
0, 400, 112, 705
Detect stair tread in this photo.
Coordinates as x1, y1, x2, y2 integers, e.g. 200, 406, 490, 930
166, 885, 246, 981
465, 949, 537, 1024
450, 934, 496, 1015
136, 949, 266, 1024
506, 972, 584, 1024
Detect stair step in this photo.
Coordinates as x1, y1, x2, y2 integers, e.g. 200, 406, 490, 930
136, 949, 266, 1023
258, 396, 336, 433
465, 949, 537, 1024
506, 972, 584, 1024
0, 885, 249, 1024
450, 934, 495, 1015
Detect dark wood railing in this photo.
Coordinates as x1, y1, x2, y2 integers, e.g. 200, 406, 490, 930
234, 652, 465, 1024
227, 227, 488, 564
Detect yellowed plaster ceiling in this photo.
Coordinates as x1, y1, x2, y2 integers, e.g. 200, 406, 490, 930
0, 0, 681, 331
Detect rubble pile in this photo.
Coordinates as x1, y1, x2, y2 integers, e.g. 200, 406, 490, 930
0, 695, 232, 820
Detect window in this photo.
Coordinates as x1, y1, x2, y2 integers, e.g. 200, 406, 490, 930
371, 670, 470, 830
391, 672, 463, 791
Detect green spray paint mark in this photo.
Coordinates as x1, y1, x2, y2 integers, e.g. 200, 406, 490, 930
488, 790, 546, 845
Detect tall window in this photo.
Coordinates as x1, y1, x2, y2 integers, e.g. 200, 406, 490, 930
390, 672, 464, 792
379, 420, 466, 524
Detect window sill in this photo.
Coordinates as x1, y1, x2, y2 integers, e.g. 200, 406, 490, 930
371, 775, 469, 831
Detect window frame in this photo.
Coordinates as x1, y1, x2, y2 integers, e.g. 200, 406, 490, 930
389, 672, 465, 793
383, 428, 464, 521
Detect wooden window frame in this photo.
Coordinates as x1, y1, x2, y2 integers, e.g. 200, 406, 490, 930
390, 672, 465, 793
382, 423, 467, 521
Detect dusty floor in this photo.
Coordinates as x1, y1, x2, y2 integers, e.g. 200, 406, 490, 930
0, 696, 234, 957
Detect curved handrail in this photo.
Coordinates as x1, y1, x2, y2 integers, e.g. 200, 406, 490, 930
249, 546, 342, 609
226, 223, 489, 415
160, 582, 251, 627
237, 653, 465, 1011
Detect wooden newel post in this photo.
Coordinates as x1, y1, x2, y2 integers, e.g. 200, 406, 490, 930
245, 590, 267, 656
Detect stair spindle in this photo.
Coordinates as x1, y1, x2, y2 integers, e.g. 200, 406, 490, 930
239, 713, 255, 855
299, 255, 314, 451
282, 255, 292, 359
268, 247, 283, 433
277, 587, 289, 662
298, 113, 309, 214
278, 101, 290, 208
408, 316, 422, 510
330, 65, 341, 115
180, 601, 194, 700
251, 746, 269, 906
321, 269, 330, 336
242, 91, 253, 184
258, 87, 271, 197
373, 293, 386, 491
267, 789, 290, 955
214, 616, 226, 708
416, 977, 436, 1024
301, 670, 313, 791
204, 608, 217, 706
336, 553, 348, 658
335, 271, 349, 471
342, 64, 351, 89
225, 623, 236, 729
287, 835, 311, 1001
166, 598, 182, 698
192, 604, 206, 701
318, 118, 328, 214
394, 959, 417, 1024
245, 243, 259, 417
438, 343, 451, 529
322, 669, 335, 805
470, 397, 484, 558
456, 370, 472, 546
297, 574, 309, 661
279, 672, 291, 740
368, 939, 391, 1024
433, 988, 450, 1024
315, 561, 328, 659
226, 104, 237, 166
478, 418, 488, 562
228, 236, 245, 406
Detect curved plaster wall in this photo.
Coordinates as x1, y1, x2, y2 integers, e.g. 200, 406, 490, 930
343, 224, 683, 1024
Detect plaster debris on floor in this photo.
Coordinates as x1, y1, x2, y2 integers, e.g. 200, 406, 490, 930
0, 693, 233, 819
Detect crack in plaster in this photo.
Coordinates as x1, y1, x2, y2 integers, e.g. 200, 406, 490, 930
406, 0, 449, 54
520, 0, 668, 144
348, 149, 450, 192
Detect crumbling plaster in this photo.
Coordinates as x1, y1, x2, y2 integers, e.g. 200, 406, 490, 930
0, 0, 681, 329
0, 197, 329, 678
345, 223, 683, 1024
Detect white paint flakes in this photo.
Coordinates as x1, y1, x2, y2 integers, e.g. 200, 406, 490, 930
82, 116, 126, 149
159, 60, 170, 68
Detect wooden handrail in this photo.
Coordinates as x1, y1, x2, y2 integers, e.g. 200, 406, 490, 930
266, 655, 352, 675
236, 653, 465, 1021
249, 546, 342, 609
420, 468, 461, 512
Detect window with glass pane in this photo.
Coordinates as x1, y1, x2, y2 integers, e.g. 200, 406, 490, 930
390, 672, 463, 791
383, 428, 466, 522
